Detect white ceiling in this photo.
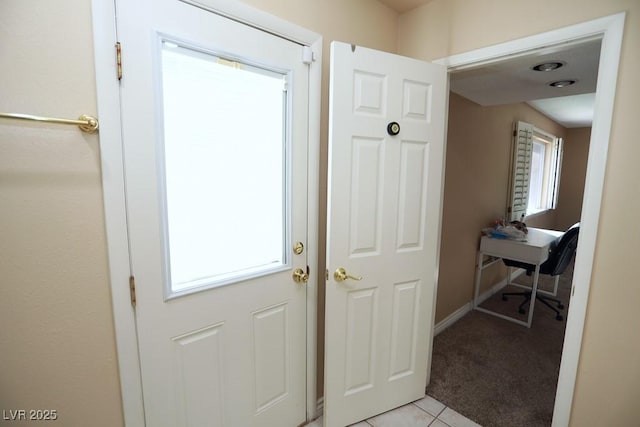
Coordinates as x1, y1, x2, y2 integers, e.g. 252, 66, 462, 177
449, 38, 601, 128
527, 93, 595, 128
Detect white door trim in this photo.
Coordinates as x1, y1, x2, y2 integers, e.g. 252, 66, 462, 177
91, 0, 322, 424
434, 12, 625, 427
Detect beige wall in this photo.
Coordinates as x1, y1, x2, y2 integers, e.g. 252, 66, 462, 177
399, 0, 640, 424
556, 127, 591, 230
438, 92, 566, 321
0, 1, 123, 425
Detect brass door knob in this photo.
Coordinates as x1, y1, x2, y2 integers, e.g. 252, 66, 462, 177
334, 267, 363, 282
293, 268, 309, 283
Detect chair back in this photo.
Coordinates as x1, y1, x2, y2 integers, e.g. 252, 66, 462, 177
541, 223, 580, 276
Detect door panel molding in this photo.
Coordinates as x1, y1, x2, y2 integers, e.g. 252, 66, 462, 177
172, 322, 226, 426
388, 280, 420, 381
91, 0, 322, 424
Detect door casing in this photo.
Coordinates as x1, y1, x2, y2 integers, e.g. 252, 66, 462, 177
91, 0, 322, 424
434, 12, 625, 427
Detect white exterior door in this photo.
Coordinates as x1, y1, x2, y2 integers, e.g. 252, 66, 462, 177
116, 1, 311, 426
325, 42, 447, 426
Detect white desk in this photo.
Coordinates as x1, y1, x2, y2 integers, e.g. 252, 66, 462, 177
473, 227, 564, 328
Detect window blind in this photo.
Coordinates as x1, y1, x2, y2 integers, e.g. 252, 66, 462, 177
508, 121, 534, 221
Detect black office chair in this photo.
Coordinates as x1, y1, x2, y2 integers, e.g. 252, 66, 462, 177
501, 223, 579, 321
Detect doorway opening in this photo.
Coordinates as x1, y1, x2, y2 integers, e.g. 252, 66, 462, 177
432, 12, 624, 426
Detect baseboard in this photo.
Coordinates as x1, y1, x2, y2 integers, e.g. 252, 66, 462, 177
434, 302, 472, 336
434, 269, 525, 335
476, 268, 526, 305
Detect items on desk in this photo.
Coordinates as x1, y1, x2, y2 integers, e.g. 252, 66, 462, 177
509, 219, 528, 234
482, 218, 528, 241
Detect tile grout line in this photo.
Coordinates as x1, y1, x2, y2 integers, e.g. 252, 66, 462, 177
429, 415, 453, 427
422, 395, 483, 427
434, 406, 453, 427
411, 399, 447, 418
411, 402, 451, 427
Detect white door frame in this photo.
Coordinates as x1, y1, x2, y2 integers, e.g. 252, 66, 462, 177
91, 0, 322, 424
434, 12, 625, 427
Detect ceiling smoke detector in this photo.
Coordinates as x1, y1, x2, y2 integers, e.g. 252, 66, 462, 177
532, 61, 564, 72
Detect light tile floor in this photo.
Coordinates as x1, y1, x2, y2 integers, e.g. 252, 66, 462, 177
305, 395, 481, 427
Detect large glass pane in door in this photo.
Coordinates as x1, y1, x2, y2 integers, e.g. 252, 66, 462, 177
159, 40, 289, 296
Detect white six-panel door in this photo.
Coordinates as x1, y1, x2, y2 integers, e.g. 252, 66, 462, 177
325, 42, 447, 427
116, 1, 310, 426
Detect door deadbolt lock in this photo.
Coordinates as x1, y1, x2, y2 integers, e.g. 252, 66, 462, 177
334, 267, 363, 282
293, 268, 309, 283
293, 242, 304, 255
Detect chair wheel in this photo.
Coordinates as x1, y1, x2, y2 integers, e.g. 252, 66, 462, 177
518, 308, 526, 314
502, 295, 508, 301
558, 303, 564, 309
556, 314, 564, 321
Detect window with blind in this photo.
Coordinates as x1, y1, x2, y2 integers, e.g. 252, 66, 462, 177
507, 121, 563, 221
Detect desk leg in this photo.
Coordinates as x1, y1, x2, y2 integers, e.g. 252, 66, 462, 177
526, 264, 541, 328
473, 249, 532, 328
473, 251, 483, 308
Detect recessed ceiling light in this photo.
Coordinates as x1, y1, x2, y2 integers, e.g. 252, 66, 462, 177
549, 80, 577, 88
532, 61, 564, 72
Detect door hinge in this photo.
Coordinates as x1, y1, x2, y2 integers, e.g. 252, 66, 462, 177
116, 42, 123, 80
129, 275, 136, 307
